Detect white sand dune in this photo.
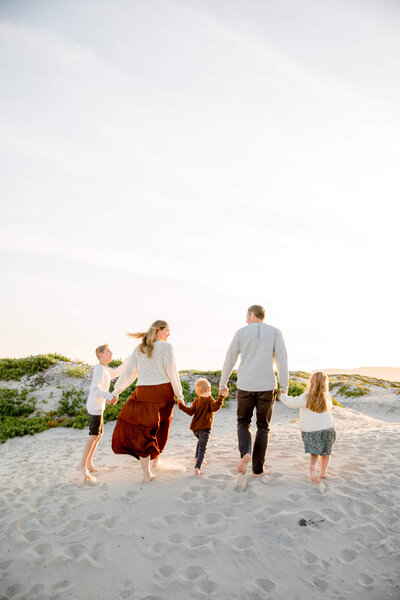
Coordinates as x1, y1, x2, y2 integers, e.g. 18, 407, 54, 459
1, 392, 400, 599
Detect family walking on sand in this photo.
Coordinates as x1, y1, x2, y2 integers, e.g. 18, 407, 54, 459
77, 305, 336, 484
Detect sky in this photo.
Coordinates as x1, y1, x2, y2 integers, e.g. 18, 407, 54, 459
0, 0, 399, 371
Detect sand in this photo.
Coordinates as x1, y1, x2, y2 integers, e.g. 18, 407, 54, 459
1, 391, 400, 600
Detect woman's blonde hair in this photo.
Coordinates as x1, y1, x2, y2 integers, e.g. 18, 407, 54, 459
306, 371, 330, 413
127, 320, 168, 358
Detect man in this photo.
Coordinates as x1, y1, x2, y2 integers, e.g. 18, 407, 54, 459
219, 305, 288, 477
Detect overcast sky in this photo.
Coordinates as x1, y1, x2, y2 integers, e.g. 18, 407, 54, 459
0, 0, 399, 370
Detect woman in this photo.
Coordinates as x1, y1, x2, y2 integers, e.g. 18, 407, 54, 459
111, 320, 184, 482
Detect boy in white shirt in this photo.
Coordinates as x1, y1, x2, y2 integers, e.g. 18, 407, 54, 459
76, 344, 126, 482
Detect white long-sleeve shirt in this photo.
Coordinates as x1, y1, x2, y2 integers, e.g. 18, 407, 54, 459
219, 322, 289, 392
86, 360, 128, 415
280, 392, 336, 432
112, 341, 184, 402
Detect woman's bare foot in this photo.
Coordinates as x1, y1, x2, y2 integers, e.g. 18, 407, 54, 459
310, 466, 320, 483
195, 468, 200, 476
75, 465, 96, 482
87, 465, 99, 473
140, 456, 155, 482
151, 457, 161, 469
253, 469, 271, 478
238, 454, 251, 475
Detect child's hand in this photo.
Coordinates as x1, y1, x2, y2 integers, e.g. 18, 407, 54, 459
112, 396, 118, 405
106, 399, 112, 405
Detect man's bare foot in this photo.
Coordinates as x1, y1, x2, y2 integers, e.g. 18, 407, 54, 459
310, 466, 319, 483
238, 454, 251, 475
252, 469, 271, 478
195, 468, 200, 476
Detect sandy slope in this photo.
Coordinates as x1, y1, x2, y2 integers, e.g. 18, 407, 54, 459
1, 391, 400, 600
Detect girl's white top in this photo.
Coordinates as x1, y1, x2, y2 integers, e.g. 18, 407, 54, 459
280, 392, 336, 432
86, 361, 127, 416
112, 341, 184, 402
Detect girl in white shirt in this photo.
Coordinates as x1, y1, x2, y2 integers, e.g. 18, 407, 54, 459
280, 371, 336, 483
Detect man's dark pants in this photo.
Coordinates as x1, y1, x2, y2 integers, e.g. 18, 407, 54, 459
237, 389, 276, 475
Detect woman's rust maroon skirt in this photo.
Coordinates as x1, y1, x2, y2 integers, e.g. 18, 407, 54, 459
112, 383, 175, 460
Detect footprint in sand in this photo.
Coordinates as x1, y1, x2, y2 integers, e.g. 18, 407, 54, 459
181, 565, 206, 580
255, 578, 275, 593
64, 543, 88, 558
208, 474, 230, 481
32, 542, 52, 557
104, 515, 119, 528
322, 509, 343, 522
87, 513, 104, 521
23, 529, 41, 542
312, 577, 329, 591
197, 580, 218, 593
340, 549, 357, 563
59, 519, 84, 537
181, 491, 196, 502
168, 533, 185, 544
27, 583, 46, 598
120, 579, 136, 599
303, 550, 319, 565
232, 536, 253, 551
51, 579, 73, 595
359, 573, 374, 586
188, 536, 211, 548
5, 583, 23, 598
154, 564, 176, 581
204, 513, 222, 526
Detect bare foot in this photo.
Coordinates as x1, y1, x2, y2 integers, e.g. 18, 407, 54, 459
151, 457, 161, 469
252, 469, 271, 478
310, 466, 320, 483
87, 465, 99, 473
75, 465, 96, 482
320, 472, 332, 479
238, 454, 251, 475
195, 468, 200, 476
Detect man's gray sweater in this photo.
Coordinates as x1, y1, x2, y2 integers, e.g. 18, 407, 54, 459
219, 322, 288, 392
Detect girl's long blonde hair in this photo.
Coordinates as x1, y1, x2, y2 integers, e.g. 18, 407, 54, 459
127, 320, 168, 358
306, 371, 330, 413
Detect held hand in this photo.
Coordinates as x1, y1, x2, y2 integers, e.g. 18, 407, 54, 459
220, 387, 229, 398
112, 397, 118, 405
106, 398, 112, 405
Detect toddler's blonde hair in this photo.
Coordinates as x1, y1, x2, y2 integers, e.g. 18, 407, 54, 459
95, 344, 109, 359
195, 378, 211, 395
306, 371, 330, 413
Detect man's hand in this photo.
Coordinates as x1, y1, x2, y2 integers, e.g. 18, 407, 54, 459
112, 396, 118, 405
219, 387, 229, 398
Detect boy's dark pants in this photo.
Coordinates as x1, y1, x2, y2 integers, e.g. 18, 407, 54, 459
237, 389, 276, 475
194, 429, 211, 469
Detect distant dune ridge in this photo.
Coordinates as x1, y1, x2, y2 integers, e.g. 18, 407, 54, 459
1, 355, 400, 598
320, 367, 400, 381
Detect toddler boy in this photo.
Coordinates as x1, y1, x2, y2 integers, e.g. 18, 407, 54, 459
178, 378, 225, 475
